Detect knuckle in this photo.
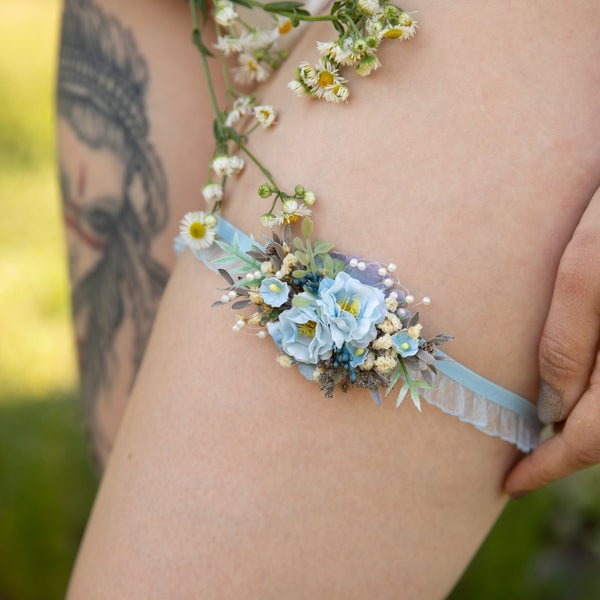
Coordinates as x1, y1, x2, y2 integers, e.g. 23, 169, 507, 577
564, 425, 600, 467
565, 437, 600, 467
539, 332, 584, 381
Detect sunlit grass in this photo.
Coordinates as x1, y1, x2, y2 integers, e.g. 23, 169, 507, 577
0, 0, 78, 400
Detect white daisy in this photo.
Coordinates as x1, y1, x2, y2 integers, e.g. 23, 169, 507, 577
355, 53, 381, 77
323, 83, 349, 103
358, 0, 380, 15
214, 35, 244, 56
211, 155, 245, 177
271, 199, 312, 226
202, 182, 224, 204
215, 1, 238, 27
224, 95, 253, 127
253, 105, 276, 127
241, 28, 278, 51
297, 61, 319, 87
234, 52, 272, 84
288, 78, 310, 97
366, 14, 385, 36
275, 16, 293, 36
179, 211, 217, 251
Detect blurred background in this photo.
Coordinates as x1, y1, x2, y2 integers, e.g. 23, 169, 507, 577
0, 1, 599, 598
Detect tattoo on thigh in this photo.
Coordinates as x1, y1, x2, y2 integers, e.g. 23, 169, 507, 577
57, 0, 169, 460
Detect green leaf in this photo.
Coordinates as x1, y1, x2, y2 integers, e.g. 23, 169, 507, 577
331, 257, 346, 276
295, 251, 309, 267
292, 294, 315, 308
313, 240, 335, 255
322, 254, 334, 276
231, 0, 252, 8
410, 388, 422, 412
218, 269, 234, 286
232, 299, 253, 309
395, 383, 409, 408
293, 237, 305, 250
263, 1, 306, 11
191, 28, 214, 57
301, 217, 313, 240
408, 311, 420, 328
292, 270, 307, 278
385, 366, 403, 396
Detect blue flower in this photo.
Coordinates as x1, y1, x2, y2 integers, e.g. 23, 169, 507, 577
391, 331, 419, 357
317, 271, 387, 348
267, 295, 334, 364
259, 277, 290, 307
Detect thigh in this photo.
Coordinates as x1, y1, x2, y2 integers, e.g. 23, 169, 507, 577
66, 1, 600, 598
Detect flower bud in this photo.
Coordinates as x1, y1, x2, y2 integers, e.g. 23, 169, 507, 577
294, 184, 305, 197
258, 183, 272, 198
303, 191, 316, 206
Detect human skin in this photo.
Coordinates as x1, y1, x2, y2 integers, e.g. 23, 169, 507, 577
63, 0, 600, 598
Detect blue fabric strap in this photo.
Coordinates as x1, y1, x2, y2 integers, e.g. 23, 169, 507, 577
435, 351, 538, 421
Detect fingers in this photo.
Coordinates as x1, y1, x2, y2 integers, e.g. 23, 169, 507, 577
537, 186, 600, 425
505, 374, 600, 497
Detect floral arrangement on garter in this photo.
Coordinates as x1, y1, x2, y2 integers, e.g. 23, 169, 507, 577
178, 0, 452, 408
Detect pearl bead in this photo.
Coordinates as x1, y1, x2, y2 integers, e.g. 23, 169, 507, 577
349, 258, 358, 268
378, 267, 387, 277
357, 261, 366, 271
387, 263, 397, 272
232, 325, 240, 332
236, 320, 245, 328
383, 277, 393, 287
220, 295, 230, 303
275, 271, 282, 278
246, 273, 254, 281
405, 295, 414, 304
253, 270, 262, 279
257, 330, 266, 338
227, 290, 237, 299
389, 291, 398, 300
422, 296, 431, 306
397, 308, 407, 317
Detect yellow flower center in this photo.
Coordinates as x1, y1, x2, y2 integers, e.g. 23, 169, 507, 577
269, 283, 281, 293
355, 348, 365, 357
279, 20, 292, 34
318, 71, 334, 87
247, 59, 258, 72
338, 296, 360, 317
384, 28, 404, 39
401, 342, 410, 351
189, 222, 205, 239
284, 214, 299, 224
298, 320, 317, 338
259, 109, 270, 120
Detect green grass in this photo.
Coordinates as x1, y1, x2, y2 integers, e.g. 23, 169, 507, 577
0, 393, 97, 600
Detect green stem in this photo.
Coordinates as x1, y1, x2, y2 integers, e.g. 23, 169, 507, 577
190, 0, 223, 127
233, 0, 335, 21
234, 138, 278, 188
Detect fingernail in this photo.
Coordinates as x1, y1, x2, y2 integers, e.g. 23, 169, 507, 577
537, 380, 563, 424
509, 490, 531, 500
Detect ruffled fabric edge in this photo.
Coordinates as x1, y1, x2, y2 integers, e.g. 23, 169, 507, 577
419, 371, 542, 453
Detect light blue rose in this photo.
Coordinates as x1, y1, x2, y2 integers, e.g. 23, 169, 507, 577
391, 331, 419, 357
259, 277, 290, 307
267, 296, 334, 364
317, 272, 387, 348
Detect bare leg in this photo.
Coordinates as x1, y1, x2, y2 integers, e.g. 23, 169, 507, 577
67, 1, 600, 598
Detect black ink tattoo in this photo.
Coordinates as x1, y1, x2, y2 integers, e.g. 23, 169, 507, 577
57, 0, 169, 464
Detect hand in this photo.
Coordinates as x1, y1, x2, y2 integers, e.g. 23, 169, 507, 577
505, 186, 600, 498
